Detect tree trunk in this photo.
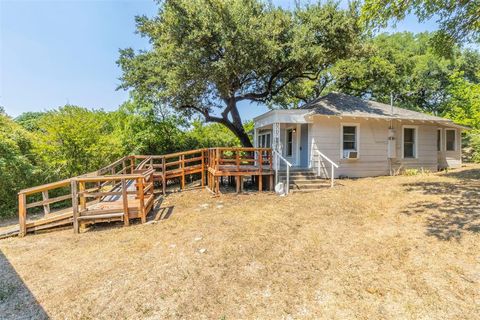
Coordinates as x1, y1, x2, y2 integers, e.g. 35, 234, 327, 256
232, 125, 253, 147
228, 99, 253, 147
214, 117, 252, 147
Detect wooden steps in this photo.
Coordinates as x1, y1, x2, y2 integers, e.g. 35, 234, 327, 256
77, 212, 124, 221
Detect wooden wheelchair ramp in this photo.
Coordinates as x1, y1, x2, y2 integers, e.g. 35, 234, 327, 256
1, 147, 274, 239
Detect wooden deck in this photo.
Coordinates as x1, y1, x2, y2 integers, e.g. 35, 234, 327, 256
1, 147, 274, 238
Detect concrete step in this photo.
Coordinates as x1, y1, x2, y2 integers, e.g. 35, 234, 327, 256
291, 188, 327, 193
290, 183, 329, 190
278, 172, 317, 177
289, 179, 328, 184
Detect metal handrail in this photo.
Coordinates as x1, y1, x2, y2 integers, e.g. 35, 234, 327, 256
272, 149, 292, 194
313, 150, 338, 187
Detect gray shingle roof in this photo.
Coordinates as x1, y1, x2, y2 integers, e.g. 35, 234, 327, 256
302, 92, 452, 122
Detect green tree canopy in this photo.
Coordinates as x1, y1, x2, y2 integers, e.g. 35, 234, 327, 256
118, 0, 362, 146
289, 32, 480, 116
33, 105, 123, 177
360, 0, 480, 51
0, 113, 44, 216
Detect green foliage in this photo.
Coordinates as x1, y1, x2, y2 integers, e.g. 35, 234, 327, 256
15, 111, 46, 131
114, 100, 189, 155
330, 32, 458, 114
444, 71, 480, 162
402, 168, 431, 176
0, 113, 44, 217
33, 105, 123, 177
0, 100, 242, 216
118, 0, 362, 145
360, 0, 480, 50
188, 120, 240, 148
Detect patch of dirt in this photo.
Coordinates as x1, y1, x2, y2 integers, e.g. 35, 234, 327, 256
1, 165, 479, 319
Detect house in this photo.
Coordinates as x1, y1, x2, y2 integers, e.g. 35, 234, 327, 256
253, 92, 467, 179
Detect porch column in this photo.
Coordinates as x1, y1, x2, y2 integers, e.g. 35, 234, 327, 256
272, 122, 281, 173
253, 127, 258, 148
272, 122, 281, 153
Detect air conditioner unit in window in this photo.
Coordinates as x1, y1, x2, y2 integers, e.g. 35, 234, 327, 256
347, 151, 358, 159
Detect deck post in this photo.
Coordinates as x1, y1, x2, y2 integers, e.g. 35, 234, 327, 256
181, 155, 185, 190
71, 180, 79, 234
121, 179, 130, 226
201, 150, 205, 188
258, 149, 263, 192
130, 157, 134, 174
18, 193, 27, 237
236, 176, 241, 193
79, 181, 86, 212
137, 177, 146, 223
42, 190, 50, 215
236, 150, 240, 172
162, 157, 166, 195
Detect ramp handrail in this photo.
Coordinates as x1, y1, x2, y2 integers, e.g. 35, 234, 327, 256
272, 149, 292, 194
313, 150, 338, 188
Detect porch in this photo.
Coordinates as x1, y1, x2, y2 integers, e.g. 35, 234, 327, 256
253, 110, 311, 168
253, 109, 339, 191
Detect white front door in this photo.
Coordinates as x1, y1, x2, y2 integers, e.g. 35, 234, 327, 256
285, 126, 297, 165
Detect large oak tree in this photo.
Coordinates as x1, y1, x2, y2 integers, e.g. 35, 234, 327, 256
118, 0, 361, 146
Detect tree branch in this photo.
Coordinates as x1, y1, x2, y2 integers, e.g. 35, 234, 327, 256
236, 70, 322, 102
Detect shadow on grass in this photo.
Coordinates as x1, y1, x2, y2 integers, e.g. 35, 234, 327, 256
0, 250, 48, 320
402, 168, 480, 241
149, 197, 174, 221
84, 195, 175, 233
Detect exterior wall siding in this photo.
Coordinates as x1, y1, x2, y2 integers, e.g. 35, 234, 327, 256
309, 117, 462, 178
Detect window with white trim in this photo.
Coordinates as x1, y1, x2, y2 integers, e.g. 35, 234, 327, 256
437, 129, 441, 151
403, 127, 417, 158
286, 129, 293, 156
258, 132, 271, 148
342, 125, 358, 158
446, 129, 456, 151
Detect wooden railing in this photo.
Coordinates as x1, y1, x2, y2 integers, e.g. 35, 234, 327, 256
18, 179, 73, 237
310, 140, 339, 188
207, 147, 272, 173
72, 168, 154, 233
17, 156, 144, 237
272, 149, 292, 194
16, 148, 274, 236
133, 148, 207, 193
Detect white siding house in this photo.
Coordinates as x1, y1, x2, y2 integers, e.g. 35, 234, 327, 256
253, 93, 466, 178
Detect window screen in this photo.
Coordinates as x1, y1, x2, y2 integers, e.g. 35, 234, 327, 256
343, 126, 357, 151
437, 129, 441, 151
446, 130, 455, 151
287, 129, 293, 156
403, 128, 416, 158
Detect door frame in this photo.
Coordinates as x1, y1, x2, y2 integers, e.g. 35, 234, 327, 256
284, 124, 301, 166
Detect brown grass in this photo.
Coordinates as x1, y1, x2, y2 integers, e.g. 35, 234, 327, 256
1, 165, 479, 319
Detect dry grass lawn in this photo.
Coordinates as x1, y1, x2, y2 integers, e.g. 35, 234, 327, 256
1, 165, 479, 319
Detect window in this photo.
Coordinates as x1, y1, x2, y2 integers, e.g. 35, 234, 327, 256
403, 127, 416, 158
342, 125, 358, 158
437, 129, 441, 151
258, 132, 271, 148
446, 129, 456, 151
286, 129, 293, 156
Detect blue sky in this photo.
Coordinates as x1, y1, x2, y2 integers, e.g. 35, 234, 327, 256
0, 0, 438, 120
